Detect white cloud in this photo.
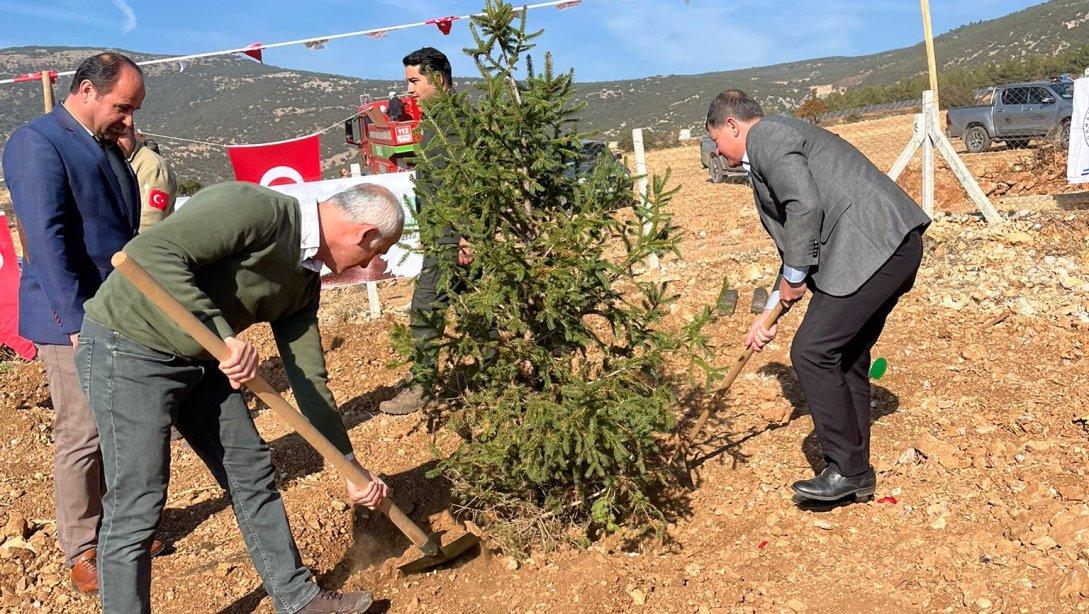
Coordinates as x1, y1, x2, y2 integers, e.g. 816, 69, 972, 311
0, 1, 115, 28
0, 0, 135, 32
110, 0, 136, 33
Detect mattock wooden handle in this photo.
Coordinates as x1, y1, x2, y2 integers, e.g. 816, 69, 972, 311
111, 251, 438, 554
685, 301, 786, 444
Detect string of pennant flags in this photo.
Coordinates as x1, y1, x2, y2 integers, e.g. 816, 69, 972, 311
0, 0, 582, 85
0, 0, 583, 186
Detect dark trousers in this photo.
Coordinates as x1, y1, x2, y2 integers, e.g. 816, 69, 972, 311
790, 230, 922, 477
409, 246, 466, 378
76, 319, 317, 614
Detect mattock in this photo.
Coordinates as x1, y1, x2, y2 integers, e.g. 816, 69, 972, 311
681, 302, 786, 486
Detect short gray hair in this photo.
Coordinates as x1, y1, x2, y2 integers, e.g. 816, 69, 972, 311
327, 183, 405, 242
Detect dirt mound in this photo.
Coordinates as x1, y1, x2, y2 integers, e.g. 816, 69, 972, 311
977, 144, 1078, 199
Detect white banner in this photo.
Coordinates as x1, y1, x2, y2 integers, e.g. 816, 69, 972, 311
1068, 78, 1089, 184
273, 173, 421, 285
175, 173, 421, 284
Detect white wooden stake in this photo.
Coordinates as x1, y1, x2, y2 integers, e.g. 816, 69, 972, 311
886, 90, 1001, 225
632, 128, 659, 270
350, 162, 384, 317
930, 121, 1003, 225
366, 281, 381, 319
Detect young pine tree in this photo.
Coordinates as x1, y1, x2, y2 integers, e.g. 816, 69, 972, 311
400, 0, 717, 550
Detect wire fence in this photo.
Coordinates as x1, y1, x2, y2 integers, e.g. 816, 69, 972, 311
678, 83, 1081, 222
818, 98, 1084, 219
816, 99, 920, 124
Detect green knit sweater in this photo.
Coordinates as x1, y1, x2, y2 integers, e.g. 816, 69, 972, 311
85, 182, 352, 455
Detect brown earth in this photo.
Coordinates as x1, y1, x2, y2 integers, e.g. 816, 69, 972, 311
2, 113, 1089, 612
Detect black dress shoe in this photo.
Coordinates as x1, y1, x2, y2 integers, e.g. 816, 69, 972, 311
792, 464, 876, 502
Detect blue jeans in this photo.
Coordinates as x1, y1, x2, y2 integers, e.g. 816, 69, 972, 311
77, 319, 319, 613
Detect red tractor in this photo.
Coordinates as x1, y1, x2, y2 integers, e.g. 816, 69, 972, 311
344, 94, 423, 174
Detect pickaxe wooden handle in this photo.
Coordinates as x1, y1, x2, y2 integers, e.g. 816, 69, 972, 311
686, 301, 786, 444
111, 252, 440, 558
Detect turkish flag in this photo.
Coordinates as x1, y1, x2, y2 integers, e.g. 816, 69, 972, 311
0, 214, 36, 361
226, 134, 322, 187
149, 189, 169, 210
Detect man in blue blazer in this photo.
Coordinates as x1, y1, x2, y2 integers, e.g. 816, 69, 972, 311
2, 52, 150, 593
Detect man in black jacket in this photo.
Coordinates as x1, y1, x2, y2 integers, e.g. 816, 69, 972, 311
380, 47, 473, 415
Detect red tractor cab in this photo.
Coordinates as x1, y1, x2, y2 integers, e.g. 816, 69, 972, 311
344, 94, 423, 174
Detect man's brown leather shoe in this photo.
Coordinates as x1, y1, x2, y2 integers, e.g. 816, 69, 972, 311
70, 549, 98, 594
70, 540, 167, 594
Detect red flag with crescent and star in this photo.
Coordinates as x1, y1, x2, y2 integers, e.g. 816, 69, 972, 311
226, 134, 322, 187
149, 189, 170, 210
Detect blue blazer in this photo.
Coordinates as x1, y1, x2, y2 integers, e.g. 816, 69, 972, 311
2, 104, 140, 345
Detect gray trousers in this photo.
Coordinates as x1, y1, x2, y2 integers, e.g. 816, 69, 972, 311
36, 342, 104, 566
77, 319, 318, 614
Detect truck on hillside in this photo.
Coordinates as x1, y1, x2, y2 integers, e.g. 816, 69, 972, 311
945, 80, 1073, 153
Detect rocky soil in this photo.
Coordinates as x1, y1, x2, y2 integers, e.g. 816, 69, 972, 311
1, 113, 1088, 612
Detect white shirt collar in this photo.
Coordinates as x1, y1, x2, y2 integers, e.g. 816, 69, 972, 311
298, 197, 323, 273
741, 152, 751, 172
61, 102, 97, 139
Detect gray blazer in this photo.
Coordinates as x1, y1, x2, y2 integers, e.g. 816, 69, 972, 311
746, 115, 931, 296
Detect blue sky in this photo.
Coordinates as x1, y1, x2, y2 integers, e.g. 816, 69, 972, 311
0, 0, 1046, 82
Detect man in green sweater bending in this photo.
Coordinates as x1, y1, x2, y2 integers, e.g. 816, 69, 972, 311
78, 181, 403, 613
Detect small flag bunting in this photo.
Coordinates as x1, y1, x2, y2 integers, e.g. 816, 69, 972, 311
426, 16, 459, 35
0, 0, 582, 86
242, 42, 264, 63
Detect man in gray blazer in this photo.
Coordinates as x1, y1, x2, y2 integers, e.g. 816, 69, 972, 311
706, 90, 930, 503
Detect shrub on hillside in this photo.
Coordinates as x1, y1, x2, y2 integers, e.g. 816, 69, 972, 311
794, 96, 829, 124
176, 179, 203, 196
